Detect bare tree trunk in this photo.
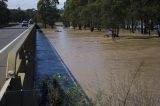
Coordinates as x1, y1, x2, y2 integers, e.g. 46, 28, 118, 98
116, 27, 119, 37
127, 24, 130, 30
148, 20, 152, 36
158, 28, 160, 37
144, 19, 147, 34
149, 28, 151, 36
111, 28, 115, 40
90, 26, 94, 32
131, 18, 135, 33
83, 24, 86, 30
90, 21, 94, 32
78, 24, 82, 30
73, 24, 76, 30
148, 21, 151, 36
51, 24, 53, 29
44, 23, 47, 29
141, 19, 144, 34
150, 20, 154, 30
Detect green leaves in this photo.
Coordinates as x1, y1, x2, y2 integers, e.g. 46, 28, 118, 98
37, 0, 60, 28
64, 0, 160, 35
64, 87, 85, 106
0, 0, 9, 25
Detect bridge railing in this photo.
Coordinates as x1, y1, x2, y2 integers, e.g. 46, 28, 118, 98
6, 25, 36, 79
0, 24, 36, 105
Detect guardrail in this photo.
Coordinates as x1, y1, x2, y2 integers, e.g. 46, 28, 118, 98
0, 24, 36, 105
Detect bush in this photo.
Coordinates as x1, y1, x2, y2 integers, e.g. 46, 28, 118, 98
40, 74, 88, 106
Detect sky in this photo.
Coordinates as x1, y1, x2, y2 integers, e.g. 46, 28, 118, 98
7, 0, 66, 10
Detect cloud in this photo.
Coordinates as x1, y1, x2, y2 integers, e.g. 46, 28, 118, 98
7, 0, 37, 9
59, 0, 66, 2
58, 0, 65, 9
7, 0, 66, 10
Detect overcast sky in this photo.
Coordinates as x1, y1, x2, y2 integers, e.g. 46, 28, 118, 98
7, 0, 66, 10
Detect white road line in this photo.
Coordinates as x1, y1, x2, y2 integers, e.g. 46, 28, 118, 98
0, 28, 29, 54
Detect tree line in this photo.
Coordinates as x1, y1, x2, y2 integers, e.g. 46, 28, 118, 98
0, 0, 10, 26
37, 0, 60, 28
9, 8, 37, 23
0, 0, 61, 28
0, 0, 37, 26
63, 0, 160, 37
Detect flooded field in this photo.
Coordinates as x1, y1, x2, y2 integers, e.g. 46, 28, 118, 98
44, 27, 160, 100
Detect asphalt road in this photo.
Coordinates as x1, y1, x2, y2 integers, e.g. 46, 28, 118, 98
0, 25, 28, 90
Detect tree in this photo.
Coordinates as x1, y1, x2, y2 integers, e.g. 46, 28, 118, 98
64, 0, 80, 29
101, 0, 126, 37
86, 1, 102, 32
9, 8, 37, 23
37, 0, 59, 28
47, 7, 60, 28
64, 0, 160, 37
0, 0, 10, 26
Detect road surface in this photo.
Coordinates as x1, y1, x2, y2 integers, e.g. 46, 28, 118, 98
0, 25, 28, 90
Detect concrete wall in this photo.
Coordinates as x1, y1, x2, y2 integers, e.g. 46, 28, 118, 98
0, 90, 38, 106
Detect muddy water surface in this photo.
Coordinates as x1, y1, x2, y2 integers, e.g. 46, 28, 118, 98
44, 27, 160, 99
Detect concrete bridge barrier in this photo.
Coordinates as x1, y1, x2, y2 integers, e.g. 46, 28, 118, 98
0, 25, 37, 106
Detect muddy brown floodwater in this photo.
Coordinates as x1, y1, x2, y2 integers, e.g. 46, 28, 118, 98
44, 27, 160, 99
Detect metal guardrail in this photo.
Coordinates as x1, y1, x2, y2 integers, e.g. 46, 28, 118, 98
0, 24, 36, 105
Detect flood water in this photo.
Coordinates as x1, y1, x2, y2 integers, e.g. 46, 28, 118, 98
44, 27, 160, 99
35, 30, 77, 90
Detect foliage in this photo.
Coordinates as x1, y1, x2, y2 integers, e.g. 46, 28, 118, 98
40, 75, 63, 106
37, 0, 60, 28
64, 0, 160, 36
40, 74, 88, 106
9, 8, 37, 22
0, 0, 10, 26
0, 1, 37, 26
64, 87, 86, 106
